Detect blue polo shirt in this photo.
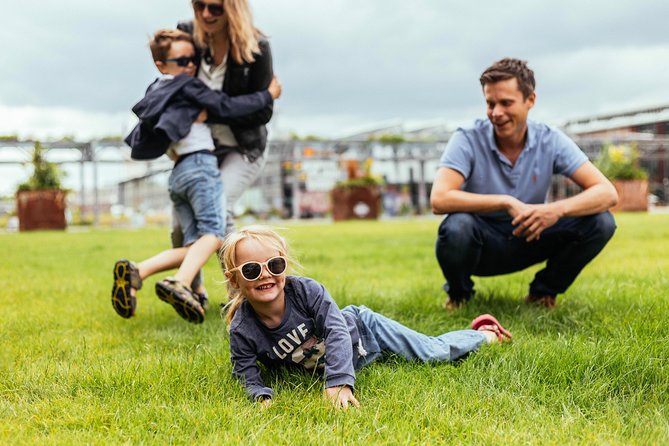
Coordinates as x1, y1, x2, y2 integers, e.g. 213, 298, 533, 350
439, 118, 588, 219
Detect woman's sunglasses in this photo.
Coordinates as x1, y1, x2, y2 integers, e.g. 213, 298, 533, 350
192, 1, 224, 17
229, 256, 288, 281
165, 55, 200, 67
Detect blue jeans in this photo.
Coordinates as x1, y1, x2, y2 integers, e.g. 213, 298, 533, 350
168, 152, 225, 246
341, 305, 487, 370
171, 149, 266, 291
435, 212, 617, 302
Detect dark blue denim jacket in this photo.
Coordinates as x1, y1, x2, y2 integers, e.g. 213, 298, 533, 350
125, 74, 271, 160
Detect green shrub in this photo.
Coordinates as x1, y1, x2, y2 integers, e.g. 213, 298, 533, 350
595, 143, 648, 180
16, 142, 64, 192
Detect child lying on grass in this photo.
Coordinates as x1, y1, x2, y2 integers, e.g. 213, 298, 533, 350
221, 225, 512, 409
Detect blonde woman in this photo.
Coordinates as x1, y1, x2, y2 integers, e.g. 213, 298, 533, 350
173, 0, 276, 310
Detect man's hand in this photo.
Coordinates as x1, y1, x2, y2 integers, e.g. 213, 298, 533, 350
324, 385, 360, 410
504, 195, 530, 220
268, 76, 282, 100
511, 203, 562, 241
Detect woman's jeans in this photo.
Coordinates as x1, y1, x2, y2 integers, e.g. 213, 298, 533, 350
341, 305, 487, 371
435, 212, 617, 302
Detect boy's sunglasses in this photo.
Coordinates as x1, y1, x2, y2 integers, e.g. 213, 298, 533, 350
229, 256, 287, 281
192, 1, 224, 17
165, 55, 200, 67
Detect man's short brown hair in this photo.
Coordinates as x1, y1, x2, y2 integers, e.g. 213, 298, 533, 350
479, 58, 535, 99
149, 29, 194, 62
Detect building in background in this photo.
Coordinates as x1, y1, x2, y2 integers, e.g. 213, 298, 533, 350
2, 107, 668, 228
563, 104, 669, 203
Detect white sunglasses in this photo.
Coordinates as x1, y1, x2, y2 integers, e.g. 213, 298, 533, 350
228, 256, 287, 281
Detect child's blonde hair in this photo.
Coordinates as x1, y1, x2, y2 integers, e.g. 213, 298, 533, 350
220, 225, 295, 327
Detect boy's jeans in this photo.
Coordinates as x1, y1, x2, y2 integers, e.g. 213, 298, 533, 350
435, 211, 616, 301
172, 150, 266, 291
341, 305, 486, 371
168, 152, 225, 246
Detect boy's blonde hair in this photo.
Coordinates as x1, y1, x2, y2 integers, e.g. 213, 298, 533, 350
192, 0, 263, 64
149, 29, 194, 62
220, 225, 295, 327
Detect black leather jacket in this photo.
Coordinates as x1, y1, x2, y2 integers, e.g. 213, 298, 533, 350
177, 20, 274, 161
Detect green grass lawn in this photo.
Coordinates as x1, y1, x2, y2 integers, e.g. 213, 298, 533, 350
1, 213, 668, 445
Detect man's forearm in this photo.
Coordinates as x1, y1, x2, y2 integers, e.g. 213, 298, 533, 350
550, 182, 618, 217
431, 190, 513, 215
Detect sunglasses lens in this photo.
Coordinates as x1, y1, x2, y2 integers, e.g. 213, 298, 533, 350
241, 262, 262, 281
268, 257, 287, 275
193, 1, 224, 16
166, 56, 198, 67
209, 5, 224, 15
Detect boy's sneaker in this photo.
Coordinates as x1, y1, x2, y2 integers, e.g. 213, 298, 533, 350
155, 277, 205, 324
111, 260, 142, 318
524, 293, 557, 308
194, 290, 209, 312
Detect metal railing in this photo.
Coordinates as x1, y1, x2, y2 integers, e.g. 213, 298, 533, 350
2, 135, 668, 224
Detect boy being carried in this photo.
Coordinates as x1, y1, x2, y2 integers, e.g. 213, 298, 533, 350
113, 29, 281, 323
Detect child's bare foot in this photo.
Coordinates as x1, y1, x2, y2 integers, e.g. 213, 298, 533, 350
111, 260, 142, 318
471, 314, 512, 343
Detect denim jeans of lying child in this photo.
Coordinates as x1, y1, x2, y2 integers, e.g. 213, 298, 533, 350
341, 305, 487, 371
168, 152, 225, 246
435, 211, 616, 302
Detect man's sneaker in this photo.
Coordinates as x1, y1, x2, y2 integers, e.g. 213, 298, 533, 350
525, 293, 557, 309
155, 277, 205, 324
443, 297, 465, 311
111, 260, 142, 318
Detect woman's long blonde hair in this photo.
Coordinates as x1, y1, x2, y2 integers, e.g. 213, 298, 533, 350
220, 226, 295, 327
192, 0, 263, 64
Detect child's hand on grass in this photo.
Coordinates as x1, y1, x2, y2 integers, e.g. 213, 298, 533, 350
324, 385, 360, 410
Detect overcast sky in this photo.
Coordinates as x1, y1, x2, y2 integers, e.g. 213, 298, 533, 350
1, 0, 668, 141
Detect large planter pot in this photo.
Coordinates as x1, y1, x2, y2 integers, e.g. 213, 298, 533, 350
16, 189, 67, 231
611, 179, 648, 212
331, 186, 381, 221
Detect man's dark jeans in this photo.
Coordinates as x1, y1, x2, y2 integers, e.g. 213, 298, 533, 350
435, 212, 616, 302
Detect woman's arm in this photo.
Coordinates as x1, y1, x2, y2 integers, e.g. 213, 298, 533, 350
214, 38, 274, 127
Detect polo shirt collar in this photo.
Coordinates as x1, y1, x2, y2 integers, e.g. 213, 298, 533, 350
486, 119, 537, 154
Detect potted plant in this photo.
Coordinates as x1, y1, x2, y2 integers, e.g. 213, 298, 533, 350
16, 142, 67, 230
595, 143, 648, 212
331, 159, 383, 221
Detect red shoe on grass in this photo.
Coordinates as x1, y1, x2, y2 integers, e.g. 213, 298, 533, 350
471, 314, 512, 342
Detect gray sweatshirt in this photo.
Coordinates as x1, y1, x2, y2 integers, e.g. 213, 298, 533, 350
229, 276, 359, 400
